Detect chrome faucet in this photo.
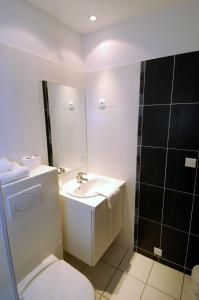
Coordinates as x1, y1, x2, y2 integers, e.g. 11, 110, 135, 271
76, 172, 88, 184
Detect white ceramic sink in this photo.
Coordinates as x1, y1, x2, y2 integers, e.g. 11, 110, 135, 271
62, 174, 122, 199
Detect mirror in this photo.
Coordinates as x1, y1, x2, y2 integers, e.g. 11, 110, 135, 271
42, 81, 87, 172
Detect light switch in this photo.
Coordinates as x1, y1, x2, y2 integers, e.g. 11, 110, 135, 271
68, 101, 74, 110
185, 157, 197, 168
99, 98, 106, 109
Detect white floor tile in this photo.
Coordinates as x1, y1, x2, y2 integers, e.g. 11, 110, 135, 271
181, 274, 198, 300
141, 285, 176, 300
104, 270, 145, 300
95, 291, 101, 299
63, 251, 86, 271
147, 262, 184, 299
82, 261, 116, 294
102, 243, 128, 268
119, 250, 153, 282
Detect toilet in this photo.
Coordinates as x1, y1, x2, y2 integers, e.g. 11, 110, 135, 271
1, 167, 95, 300
18, 255, 95, 300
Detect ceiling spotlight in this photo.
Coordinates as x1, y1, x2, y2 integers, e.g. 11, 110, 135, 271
89, 15, 97, 22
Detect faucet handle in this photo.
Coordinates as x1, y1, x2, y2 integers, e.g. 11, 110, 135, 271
58, 167, 65, 174
77, 172, 87, 176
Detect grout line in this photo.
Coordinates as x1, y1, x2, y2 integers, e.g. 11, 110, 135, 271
100, 247, 130, 297
140, 260, 155, 299
136, 247, 185, 270
183, 151, 199, 272
138, 216, 191, 235
159, 55, 176, 252
102, 247, 129, 270
179, 273, 186, 300
137, 181, 196, 196
139, 101, 199, 106
140, 145, 198, 153
146, 283, 180, 300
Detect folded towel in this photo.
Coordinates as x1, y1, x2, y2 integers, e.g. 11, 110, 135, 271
0, 158, 13, 173
0, 163, 30, 185
95, 185, 120, 209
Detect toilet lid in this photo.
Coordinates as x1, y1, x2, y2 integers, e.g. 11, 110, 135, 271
21, 260, 95, 300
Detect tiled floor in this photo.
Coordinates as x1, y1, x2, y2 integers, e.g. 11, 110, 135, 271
64, 244, 197, 300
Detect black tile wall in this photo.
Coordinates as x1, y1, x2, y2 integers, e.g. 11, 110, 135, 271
135, 51, 199, 274
144, 56, 174, 105
166, 149, 197, 193
186, 235, 199, 270
161, 226, 188, 266
138, 218, 161, 253
163, 189, 192, 232
139, 183, 163, 222
173, 51, 199, 103
169, 104, 199, 150
191, 195, 199, 236
142, 105, 170, 147
140, 147, 166, 187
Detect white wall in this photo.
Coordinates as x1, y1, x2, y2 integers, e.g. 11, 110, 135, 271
0, 44, 84, 163
86, 63, 140, 245
0, 0, 83, 70
0, 0, 84, 163
83, 0, 199, 71
84, 0, 199, 246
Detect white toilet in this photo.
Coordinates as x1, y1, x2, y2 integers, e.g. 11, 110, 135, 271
2, 166, 95, 300
18, 255, 94, 300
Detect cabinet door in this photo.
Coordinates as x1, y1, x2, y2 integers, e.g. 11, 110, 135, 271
112, 189, 123, 240
92, 201, 112, 265
60, 197, 92, 265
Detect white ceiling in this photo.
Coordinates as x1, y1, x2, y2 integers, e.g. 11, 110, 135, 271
26, 0, 185, 35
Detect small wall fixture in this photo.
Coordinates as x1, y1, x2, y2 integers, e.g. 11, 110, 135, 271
89, 15, 97, 22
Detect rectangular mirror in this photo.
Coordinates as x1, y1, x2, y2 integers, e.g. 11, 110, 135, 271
42, 81, 87, 172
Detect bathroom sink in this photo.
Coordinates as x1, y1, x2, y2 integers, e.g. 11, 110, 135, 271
63, 177, 109, 198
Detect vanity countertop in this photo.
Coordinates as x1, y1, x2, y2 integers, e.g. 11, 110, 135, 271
59, 173, 125, 209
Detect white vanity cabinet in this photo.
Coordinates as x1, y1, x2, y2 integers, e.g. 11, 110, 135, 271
59, 184, 124, 266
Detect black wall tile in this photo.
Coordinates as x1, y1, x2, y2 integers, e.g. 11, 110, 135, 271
135, 183, 139, 216
137, 107, 143, 145
163, 189, 193, 232
169, 104, 199, 150
136, 146, 141, 181
136, 51, 199, 273
134, 216, 138, 247
191, 196, 199, 236
159, 258, 184, 272
194, 166, 199, 196
142, 105, 170, 147
138, 218, 161, 253
140, 147, 166, 187
139, 183, 163, 222
144, 56, 174, 105
139, 61, 145, 105
166, 149, 197, 193
173, 51, 199, 103
161, 226, 188, 266
137, 248, 159, 262
186, 235, 199, 269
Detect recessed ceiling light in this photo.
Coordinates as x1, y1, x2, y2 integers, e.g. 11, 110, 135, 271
89, 15, 97, 22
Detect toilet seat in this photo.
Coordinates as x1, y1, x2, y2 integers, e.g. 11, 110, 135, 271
18, 256, 95, 300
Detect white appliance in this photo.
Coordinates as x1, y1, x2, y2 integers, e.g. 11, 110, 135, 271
1, 166, 94, 300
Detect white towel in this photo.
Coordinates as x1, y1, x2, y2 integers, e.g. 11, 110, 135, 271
0, 163, 30, 185
0, 158, 13, 173
96, 185, 120, 209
